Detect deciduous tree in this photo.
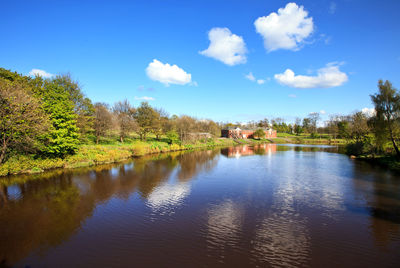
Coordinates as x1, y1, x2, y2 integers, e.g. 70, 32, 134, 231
113, 100, 136, 143
0, 79, 49, 163
94, 103, 113, 144
371, 80, 400, 157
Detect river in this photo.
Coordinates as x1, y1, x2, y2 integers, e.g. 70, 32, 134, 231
1, 144, 399, 267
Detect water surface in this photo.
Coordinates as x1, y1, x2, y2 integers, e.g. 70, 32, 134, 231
1, 144, 400, 267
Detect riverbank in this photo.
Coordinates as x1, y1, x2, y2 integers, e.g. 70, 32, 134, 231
353, 154, 400, 173
0, 138, 270, 177
271, 133, 346, 145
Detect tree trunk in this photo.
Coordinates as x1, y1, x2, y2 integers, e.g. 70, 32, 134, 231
390, 135, 400, 158
120, 136, 124, 143
96, 136, 99, 144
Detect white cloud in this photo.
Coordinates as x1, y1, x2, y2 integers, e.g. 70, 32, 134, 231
29, 69, 53, 78
288, 94, 297, 98
254, 2, 314, 52
146, 59, 192, 86
274, 63, 348, 89
245, 72, 256, 81
246, 72, 269, 85
320, 110, 326, 115
135, 96, 155, 101
200, 27, 247, 66
147, 183, 190, 211
329, 2, 337, 14
257, 79, 265, 85
361, 107, 376, 117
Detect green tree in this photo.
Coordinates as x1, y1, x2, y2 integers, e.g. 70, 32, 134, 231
39, 80, 81, 156
0, 79, 49, 163
371, 80, 400, 157
349, 112, 370, 143
51, 74, 95, 138
134, 102, 158, 141
152, 108, 169, 140
294, 118, 304, 135
253, 129, 266, 139
166, 130, 180, 144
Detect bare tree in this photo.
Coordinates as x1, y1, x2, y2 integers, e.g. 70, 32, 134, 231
113, 99, 136, 143
94, 103, 113, 144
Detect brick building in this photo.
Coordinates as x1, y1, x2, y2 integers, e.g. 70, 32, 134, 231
221, 127, 277, 139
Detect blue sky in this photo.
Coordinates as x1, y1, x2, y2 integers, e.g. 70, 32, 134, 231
1, 0, 400, 123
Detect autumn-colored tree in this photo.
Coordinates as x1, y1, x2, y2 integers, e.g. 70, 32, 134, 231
0, 79, 49, 163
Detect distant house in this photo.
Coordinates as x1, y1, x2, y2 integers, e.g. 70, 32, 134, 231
221, 127, 277, 139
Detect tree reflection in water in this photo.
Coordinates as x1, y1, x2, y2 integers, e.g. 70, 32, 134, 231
0, 145, 399, 267
0, 149, 219, 266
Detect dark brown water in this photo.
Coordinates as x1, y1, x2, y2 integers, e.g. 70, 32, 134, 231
1, 144, 400, 267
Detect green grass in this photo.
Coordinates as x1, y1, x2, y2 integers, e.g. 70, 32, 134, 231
273, 133, 346, 145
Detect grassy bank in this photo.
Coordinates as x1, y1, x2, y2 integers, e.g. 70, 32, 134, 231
0, 138, 268, 177
271, 133, 346, 145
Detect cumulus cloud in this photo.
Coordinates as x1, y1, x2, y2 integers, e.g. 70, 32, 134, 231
362, 107, 376, 117
245, 72, 256, 81
274, 63, 348, 89
146, 59, 192, 86
254, 2, 314, 52
320, 110, 326, 115
135, 96, 155, 101
29, 69, 53, 78
200, 27, 247, 66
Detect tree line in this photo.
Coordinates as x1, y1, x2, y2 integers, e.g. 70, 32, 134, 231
0, 68, 220, 163
226, 80, 400, 158
1, 66, 399, 163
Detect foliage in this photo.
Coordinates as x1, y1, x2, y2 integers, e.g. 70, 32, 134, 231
370, 80, 400, 157
134, 102, 159, 140
166, 130, 180, 144
51, 74, 95, 138
253, 129, 266, 139
39, 80, 81, 157
0, 79, 49, 163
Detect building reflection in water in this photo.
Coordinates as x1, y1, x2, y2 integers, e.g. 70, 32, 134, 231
221, 144, 277, 158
